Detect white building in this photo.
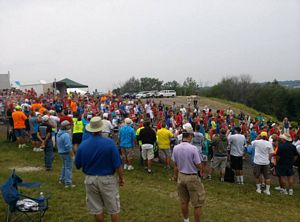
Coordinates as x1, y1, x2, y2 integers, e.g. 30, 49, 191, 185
0, 72, 11, 89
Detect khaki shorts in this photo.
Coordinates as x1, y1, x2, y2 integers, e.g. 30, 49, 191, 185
211, 156, 227, 170
177, 173, 206, 207
121, 147, 134, 160
84, 175, 120, 215
159, 148, 171, 159
253, 164, 270, 179
141, 144, 154, 160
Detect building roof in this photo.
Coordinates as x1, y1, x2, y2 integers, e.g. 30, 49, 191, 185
56, 78, 88, 88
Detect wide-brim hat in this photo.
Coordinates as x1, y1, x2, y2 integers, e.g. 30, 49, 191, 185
86, 117, 107, 133
280, 133, 292, 142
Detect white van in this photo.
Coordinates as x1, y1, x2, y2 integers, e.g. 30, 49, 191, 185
156, 90, 176, 98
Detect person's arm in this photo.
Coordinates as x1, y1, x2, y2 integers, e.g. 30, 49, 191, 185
74, 149, 82, 169
64, 134, 74, 159
173, 162, 179, 181
44, 132, 51, 141
37, 131, 44, 143
195, 163, 202, 171
116, 166, 125, 186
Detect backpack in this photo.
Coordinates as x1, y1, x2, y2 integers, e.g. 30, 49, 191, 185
224, 167, 235, 183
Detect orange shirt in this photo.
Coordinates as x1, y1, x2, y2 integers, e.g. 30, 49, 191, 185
71, 101, 77, 113
39, 106, 47, 115
12, 111, 27, 129
31, 103, 42, 112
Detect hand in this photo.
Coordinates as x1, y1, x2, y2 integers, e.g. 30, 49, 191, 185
170, 176, 178, 182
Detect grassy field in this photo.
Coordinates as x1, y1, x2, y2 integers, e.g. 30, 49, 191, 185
0, 136, 300, 222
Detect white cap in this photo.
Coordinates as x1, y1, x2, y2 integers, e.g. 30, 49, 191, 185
125, 118, 133, 125
183, 123, 194, 134
61, 120, 70, 127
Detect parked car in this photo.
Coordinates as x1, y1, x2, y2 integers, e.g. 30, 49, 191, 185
121, 93, 131, 99
145, 91, 158, 98
130, 92, 137, 99
156, 90, 176, 98
136, 91, 149, 99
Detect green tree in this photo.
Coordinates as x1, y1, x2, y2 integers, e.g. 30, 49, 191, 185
140, 77, 163, 91
120, 76, 141, 93
182, 77, 199, 96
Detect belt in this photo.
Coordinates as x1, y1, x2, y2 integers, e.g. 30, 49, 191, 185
180, 172, 198, 176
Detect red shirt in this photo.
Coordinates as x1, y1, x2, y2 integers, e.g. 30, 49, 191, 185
59, 115, 73, 124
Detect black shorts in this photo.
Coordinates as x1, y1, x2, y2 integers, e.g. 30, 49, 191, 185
230, 155, 243, 170
72, 133, 83, 144
276, 165, 294, 177
31, 133, 38, 141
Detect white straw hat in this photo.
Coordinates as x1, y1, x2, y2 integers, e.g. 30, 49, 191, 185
86, 117, 107, 133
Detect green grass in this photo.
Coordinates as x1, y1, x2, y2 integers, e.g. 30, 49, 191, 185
1, 139, 300, 222
200, 96, 277, 121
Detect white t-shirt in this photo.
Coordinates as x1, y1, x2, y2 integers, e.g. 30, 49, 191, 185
251, 139, 274, 165
145, 104, 151, 114
180, 107, 186, 115
102, 119, 114, 133
228, 133, 246, 157
293, 140, 300, 155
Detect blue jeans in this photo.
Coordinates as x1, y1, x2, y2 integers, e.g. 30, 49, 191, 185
59, 153, 73, 185
44, 140, 54, 169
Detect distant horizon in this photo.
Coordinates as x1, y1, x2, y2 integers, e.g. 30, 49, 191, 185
2, 71, 299, 90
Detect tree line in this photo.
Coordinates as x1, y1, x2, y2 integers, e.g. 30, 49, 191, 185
112, 75, 300, 121
112, 76, 200, 96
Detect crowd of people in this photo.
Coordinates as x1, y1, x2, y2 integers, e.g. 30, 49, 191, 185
1, 87, 300, 222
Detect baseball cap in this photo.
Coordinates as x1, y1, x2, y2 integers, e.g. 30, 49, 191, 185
260, 131, 268, 138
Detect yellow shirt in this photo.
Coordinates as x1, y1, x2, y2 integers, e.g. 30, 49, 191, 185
211, 120, 216, 130
73, 118, 84, 134
136, 127, 144, 146
156, 128, 174, 149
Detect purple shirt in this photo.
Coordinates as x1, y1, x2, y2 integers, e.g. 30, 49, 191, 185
172, 142, 201, 174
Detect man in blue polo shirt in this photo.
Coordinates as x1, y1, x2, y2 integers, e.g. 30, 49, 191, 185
75, 117, 124, 222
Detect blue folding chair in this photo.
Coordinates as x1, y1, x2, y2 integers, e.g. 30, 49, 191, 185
0, 169, 49, 222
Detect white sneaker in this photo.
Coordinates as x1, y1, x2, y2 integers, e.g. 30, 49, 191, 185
35, 148, 43, 152
21, 144, 28, 148
256, 188, 262, 194
33, 148, 37, 152
274, 186, 282, 191
280, 189, 288, 195
289, 189, 294, 196
265, 190, 271, 195
123, 164, 128, 170
127, 165, 134, 171
18, 144, 22, 149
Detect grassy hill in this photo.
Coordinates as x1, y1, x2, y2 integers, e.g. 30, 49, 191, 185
150, 96, 276, 121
